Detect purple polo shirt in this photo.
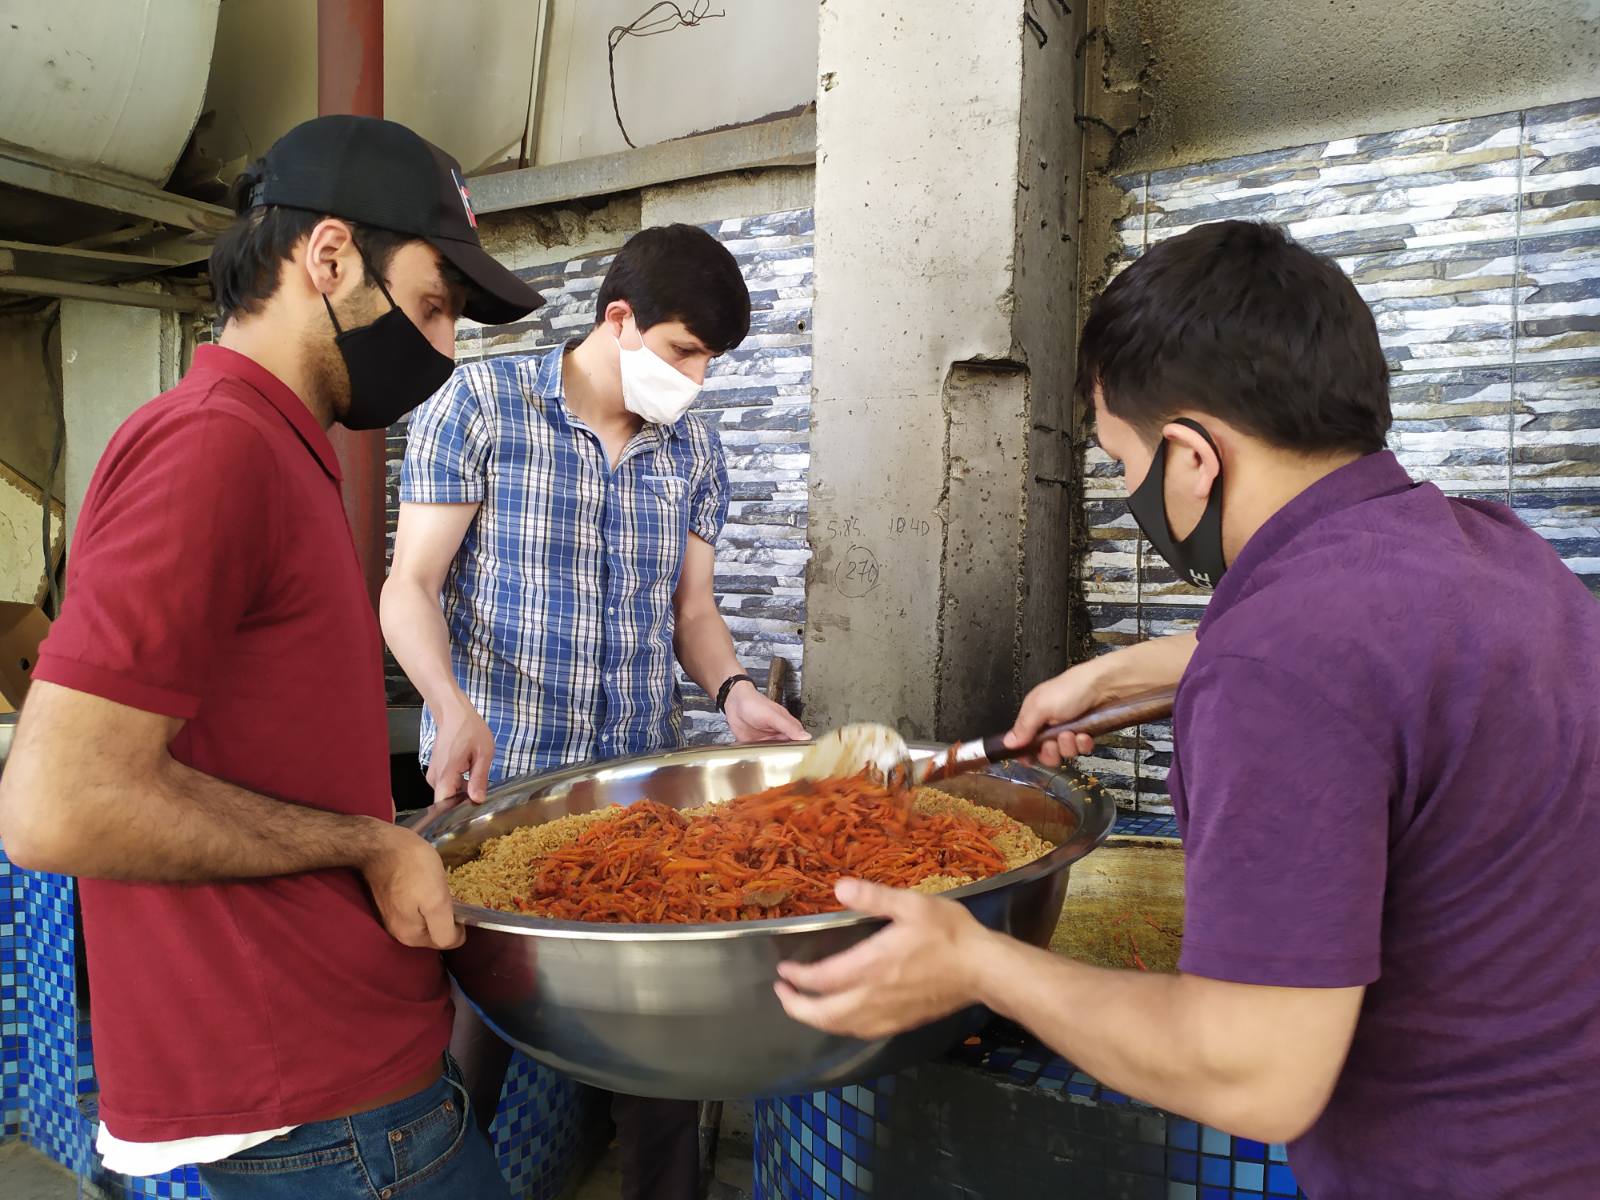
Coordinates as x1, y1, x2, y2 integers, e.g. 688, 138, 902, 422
1170, 451, 1600, 1199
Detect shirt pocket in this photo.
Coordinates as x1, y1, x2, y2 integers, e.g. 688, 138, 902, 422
201, 1124, 358, 1175
387, 1087, 468, 1192
636, 473, 690, 586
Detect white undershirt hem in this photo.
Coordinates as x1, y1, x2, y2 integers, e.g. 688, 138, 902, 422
97, 1121, 299, 1178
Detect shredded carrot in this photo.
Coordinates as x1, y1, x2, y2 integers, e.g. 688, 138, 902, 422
504, 772, 1013, 924
1141, 913, 1182, 939
1127, 931, 1149, 973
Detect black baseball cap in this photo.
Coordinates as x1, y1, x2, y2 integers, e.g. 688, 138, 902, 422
247, 115, 544, 325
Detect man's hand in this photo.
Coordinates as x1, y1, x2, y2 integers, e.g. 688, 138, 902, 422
382, 501, 491, 800
724, 682, 809, 744
359, 820, 465, 951
774, 879, 990, 1038
427, 697, 495, 804
673, 536, 810, 744
777, 875, 1361, 1145
1006, 632, 1199, 767
1006, 668, 1103, 766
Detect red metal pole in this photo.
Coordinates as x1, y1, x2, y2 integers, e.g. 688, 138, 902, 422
317, 0, 388, 609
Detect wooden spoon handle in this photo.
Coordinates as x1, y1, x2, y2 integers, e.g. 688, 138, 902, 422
979, 687, 1178, 761
766, 655, 791, 704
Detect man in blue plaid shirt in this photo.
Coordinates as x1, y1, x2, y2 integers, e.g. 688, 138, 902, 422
382, 224, 806, 1200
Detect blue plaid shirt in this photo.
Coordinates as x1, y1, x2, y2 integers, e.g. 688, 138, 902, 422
400, 345, 729, 782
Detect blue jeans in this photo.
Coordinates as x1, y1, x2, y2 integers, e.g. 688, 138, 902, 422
197, 1060, 509, 1200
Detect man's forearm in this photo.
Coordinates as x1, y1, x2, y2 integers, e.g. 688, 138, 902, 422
674, 607, 744, 699
126, 758, 389, 881
1088, 632, 1198, 702
970, 936, 1223, 1112
968, 932, 1327, 1142
6, 751, 386, 883
381, 577, 472, 716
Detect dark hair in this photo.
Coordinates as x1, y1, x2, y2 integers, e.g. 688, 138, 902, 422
209, 165, 417, 324
1078, 220, 1391, 454
595, 224, 750, 353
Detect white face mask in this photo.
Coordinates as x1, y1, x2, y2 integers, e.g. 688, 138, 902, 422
617, 321, 702, 425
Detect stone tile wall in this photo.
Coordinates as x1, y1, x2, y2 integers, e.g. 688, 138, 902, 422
1081, 98, 1599, 812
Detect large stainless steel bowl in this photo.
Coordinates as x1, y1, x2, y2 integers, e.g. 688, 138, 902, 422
419, 741, 1113, 1099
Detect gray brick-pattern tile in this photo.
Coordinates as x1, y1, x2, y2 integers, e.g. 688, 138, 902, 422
1092, 98, 1600, 812
383, 210, 815, 748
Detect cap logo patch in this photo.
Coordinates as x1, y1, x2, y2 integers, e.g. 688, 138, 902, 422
452, 169, 477, 229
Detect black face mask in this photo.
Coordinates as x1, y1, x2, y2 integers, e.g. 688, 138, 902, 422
1126, 417, 1228, 590
323, 257, 454, 431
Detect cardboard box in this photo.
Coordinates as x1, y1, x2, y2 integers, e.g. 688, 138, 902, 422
0, 460, 66, 607
0, 601, 50, 708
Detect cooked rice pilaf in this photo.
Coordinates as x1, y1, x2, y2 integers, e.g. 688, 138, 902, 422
448, 785, 1054, 918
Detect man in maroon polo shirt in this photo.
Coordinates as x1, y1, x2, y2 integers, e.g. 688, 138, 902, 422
776, 221, 1600, 1198
0, 116, 543, 1198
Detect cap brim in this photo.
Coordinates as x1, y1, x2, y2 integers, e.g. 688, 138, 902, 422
430, 236, 545, 326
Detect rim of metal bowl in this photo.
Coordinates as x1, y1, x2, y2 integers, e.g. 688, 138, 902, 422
423, 744, 1113, 943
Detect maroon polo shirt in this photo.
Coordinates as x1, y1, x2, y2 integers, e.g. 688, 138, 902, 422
34, 345, 451, 1141
1172, 451, 1600, 1198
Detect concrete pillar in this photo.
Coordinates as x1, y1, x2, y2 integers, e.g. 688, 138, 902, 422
60, 300, 184, 543
802, 0, 1082, 740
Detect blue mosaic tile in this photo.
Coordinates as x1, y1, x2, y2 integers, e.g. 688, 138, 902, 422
756, 1021, 1306, 1197
0, 843, 599, 1199
1269, 1162, 1301, 1195
1236, 1159, 1267, 1192
22, 867, 91, 1177
489, 1053, 604, 1199
0, 847, 27, 1142
1114, 811, 1182, 840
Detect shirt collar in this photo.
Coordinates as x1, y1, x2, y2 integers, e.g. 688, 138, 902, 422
189, 345, 343, 482
540, 342, 685, 443
1200, 450, 1416, 633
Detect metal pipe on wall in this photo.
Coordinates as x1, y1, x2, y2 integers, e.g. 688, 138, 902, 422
317, 0, 388, 609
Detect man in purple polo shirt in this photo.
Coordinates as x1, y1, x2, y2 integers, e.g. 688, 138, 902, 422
776, 220, 1600, 1198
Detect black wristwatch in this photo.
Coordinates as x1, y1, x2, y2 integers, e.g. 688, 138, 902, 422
715, 673, 756, 712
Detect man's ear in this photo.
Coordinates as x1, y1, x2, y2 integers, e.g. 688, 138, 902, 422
301, 218, 358, 299
1162, 421, 1222, 500
601, 299, 634, 336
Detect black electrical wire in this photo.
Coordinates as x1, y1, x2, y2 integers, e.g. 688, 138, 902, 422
607, 1, 725, 150
41, 306, 64, 617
